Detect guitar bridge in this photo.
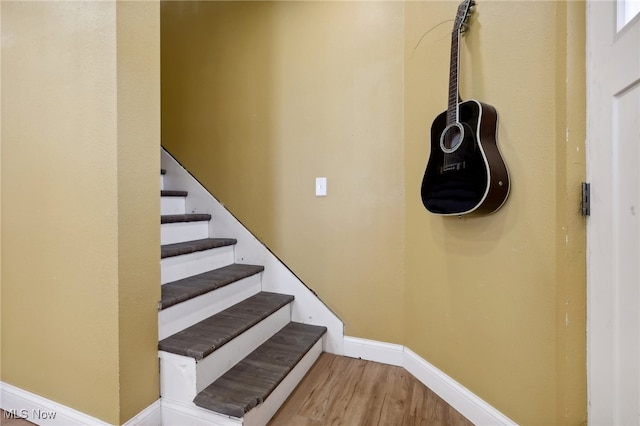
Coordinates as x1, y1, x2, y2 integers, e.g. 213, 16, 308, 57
440, 161, 466, 173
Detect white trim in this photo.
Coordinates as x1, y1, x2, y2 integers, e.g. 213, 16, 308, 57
160, 399, 241, 426
122, 400, 162, 426
403, 348, 516, 426
343, 336, 404, 366
343, 336, 517, 426
1, 381, 162, 426
3, 336, 515, 426
0, 382, 111, 425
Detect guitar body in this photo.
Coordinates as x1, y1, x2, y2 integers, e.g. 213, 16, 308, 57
421, 99, 510, 215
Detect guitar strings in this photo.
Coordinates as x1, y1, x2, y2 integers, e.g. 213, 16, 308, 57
410, 19, 454, 59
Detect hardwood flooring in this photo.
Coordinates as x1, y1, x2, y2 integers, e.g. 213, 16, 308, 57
269, 353, 474, 426
1, 355, 472, 426
0, 411, 35, 426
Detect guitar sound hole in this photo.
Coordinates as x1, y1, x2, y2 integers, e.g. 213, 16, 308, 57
439, 123, 464, 153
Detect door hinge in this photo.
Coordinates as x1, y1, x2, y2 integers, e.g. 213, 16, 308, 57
581, 182, 590, 216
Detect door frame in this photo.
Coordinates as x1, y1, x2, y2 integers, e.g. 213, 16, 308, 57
586, 0, 640, 423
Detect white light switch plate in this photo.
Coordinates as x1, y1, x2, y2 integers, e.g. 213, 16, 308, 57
315, 177, 327, 196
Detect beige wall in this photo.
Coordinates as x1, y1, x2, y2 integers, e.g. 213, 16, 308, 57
0, 0, 3, 380
162, 1, 586, 424
0, 0, 587, 423
404, 1, 586, 424
1, 2, 160, 424
116, 2, 162, 422
161, 0, 406, 344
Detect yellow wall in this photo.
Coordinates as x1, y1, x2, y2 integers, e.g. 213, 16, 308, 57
162, 1, 586, 424
1, 2, 160, 424
161, 0, 406, 344
0, 0, 3, 380
116, 2, 162, 422
404, 1, 586, 424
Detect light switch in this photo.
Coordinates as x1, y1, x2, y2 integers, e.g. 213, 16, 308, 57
315, 177, 327, 197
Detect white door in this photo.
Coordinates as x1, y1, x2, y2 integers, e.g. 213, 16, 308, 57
587, 0, 640, 423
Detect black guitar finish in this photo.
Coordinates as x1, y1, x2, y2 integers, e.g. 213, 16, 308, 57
420, 0, 510, 216
422, 100, 509, 215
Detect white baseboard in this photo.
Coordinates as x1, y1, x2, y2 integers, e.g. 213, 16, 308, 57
0, 382, 112, 425
0, 381, 162, 426
160, 399, 241, 426
403, 348, 517, 426
343, 336, 404, 366
343, 336, 517, 426
3, 337, 516, 426
122, 400, 162, 426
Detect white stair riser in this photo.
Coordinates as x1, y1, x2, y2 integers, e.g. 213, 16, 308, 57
161, 246, 235, 285
158, 352, 197, 405
196, 305, 291, 395
161, 196, 187, 215
158, 274, 262, 340
161, 400, 242, 426
161, 174, 165, 191
161, 221, 210, 245
243, 337, 324, 426
159, 304, 292, 403
161, 149, 345, 355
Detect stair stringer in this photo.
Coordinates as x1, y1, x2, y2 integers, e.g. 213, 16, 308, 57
161, 148, 344, 355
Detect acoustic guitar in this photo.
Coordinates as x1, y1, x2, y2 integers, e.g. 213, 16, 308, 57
420, 0, 510, 216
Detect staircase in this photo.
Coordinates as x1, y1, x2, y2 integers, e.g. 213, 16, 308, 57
158, 149, 343, 425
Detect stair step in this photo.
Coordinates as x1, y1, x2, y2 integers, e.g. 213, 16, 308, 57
160, 263, 265, 310
161, 169, 167, 175
193, 322, 327, 418
161, 214, 211, 224
158, 265, 262, 340
161, 190, 188, 197
158, 292, 294, 361
161, 238, 236, 259
159, 293, 292, 402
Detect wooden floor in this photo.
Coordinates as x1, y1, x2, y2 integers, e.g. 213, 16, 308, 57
0, 411, 35, 426
269, 353, 474, 426
1, 355, 472, 426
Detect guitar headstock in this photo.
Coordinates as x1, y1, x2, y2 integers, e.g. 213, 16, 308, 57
453, 0, 475, 33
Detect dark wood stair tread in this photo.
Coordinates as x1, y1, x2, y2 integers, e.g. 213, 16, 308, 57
161, 214, 211, 224
161, 169, 166, 175
193, 322, 327, 418
160, 263, 265, 310
161, 238, 236, 259
161, 190, 188, 197
158, 292, 294, 360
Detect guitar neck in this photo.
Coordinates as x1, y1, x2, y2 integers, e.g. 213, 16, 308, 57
446, 29, 461, 126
